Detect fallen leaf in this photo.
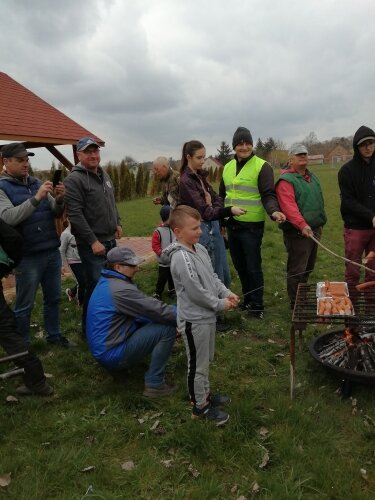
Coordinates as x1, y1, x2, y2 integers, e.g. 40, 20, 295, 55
360, 468, 368, 482
160, 459, 174, 468
41, 442, 51, 446
0, 473, 11, 488
252, 481, 260, 494
85, 435, 96, 446
35, 330, 44, 339
237, 496, 247, 500
188, 463, 200, 478
258, 427, 269, 437
99, 408, 106, 416
230, 484, 238, 493
121, 461, 135, 471
150, 412, 163, 419
80, 466, 95, 473
351, 398, 357, 407
44, 373, 53, 379
137, 418, 145, 424
259, 450, 270, 469
267, 339, 276, 344
364, 415, 375, 428
6, 395, 18, 403
150, 420, 160, 431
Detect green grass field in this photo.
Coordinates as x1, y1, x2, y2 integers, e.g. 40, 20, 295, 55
1, 165, 374, 499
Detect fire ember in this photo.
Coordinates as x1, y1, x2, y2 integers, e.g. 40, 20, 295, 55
317, 327, 375, 372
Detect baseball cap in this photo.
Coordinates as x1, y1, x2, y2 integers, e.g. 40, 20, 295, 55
107, 247, 145, 266
1, 143, 35, 158
76, 137, 100, 152
288, 144, 308, 156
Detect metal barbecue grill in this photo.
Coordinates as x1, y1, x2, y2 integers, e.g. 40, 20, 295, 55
290, 283, 375, 398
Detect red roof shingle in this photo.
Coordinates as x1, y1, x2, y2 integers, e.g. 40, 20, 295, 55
0, 72, 104, 147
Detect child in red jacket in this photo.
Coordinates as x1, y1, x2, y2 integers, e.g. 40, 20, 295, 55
151, 206, 175, 300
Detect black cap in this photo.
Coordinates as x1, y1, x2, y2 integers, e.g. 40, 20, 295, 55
232, 127, 253, 149
1, 143, 35, 158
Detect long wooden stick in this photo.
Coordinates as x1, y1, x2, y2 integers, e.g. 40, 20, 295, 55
309, 234, 375, 275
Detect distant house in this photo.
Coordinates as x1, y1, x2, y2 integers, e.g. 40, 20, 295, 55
308, 154, 324, 165
324, 144, 352, 164
203, 156, 222, 171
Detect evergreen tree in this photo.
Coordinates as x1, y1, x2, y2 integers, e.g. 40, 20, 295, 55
135, 165, 144, 197
215, 141, 232, 165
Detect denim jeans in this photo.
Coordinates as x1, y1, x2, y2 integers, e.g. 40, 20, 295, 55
117, 323, 176, 387
78, 239, 117, 336
227, 225, 264, 307
14, 248, 63, 343
200, 220, 231, 287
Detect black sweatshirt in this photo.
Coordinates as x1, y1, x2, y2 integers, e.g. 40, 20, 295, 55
338, 126, 375, 229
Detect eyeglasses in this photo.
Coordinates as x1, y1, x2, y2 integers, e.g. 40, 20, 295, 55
358, 140, 375, 148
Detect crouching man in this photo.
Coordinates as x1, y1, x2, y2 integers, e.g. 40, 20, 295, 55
87, 246, 177, 398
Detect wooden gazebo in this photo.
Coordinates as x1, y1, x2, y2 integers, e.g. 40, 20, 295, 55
0, 72, 104, 170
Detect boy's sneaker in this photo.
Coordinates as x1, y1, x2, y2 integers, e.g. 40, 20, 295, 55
208, 393, 231, 407
192, 403, 229, 426
143, 383, 176, 398
153, 293, 162, 300
168, 289, 176, 298
238, 302, 251, 312
248, 305, 264, 320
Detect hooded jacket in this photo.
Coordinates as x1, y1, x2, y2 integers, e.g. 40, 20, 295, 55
164, 241, 231, 323
64, 165, 121, 245
86, 268, 177, 368
338, 126, 375, 229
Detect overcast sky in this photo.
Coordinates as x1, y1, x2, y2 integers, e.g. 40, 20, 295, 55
1, 0, 375, 168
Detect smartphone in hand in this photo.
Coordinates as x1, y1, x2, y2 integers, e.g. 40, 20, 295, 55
52, 169, 62, 187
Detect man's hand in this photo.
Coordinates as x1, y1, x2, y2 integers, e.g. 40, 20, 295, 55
231, 206, 247, 216
301, 225, 313, 238
91, 240, 106, 256
372, 216, 375, 228
153, 197, 162, 205
115, 225, 123, 239
271, 211, 286, 223
54, 182, 65, 202
35, 181, 54, 201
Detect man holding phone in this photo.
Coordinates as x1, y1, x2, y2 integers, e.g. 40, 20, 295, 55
0, 143, 74, 347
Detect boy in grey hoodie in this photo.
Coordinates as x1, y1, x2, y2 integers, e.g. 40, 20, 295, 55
166, 205, 240, 425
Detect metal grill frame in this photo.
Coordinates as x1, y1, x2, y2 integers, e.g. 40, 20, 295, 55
290, 283, 375, 398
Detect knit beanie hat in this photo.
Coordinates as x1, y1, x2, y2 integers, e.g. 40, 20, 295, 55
232, 127, 253, 149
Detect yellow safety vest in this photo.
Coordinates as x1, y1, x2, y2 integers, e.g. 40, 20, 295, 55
223, 155, 266, 222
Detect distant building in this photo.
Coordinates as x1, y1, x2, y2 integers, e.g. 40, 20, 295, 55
308, 154, 324, 165
324, 144, 352, 164
203, 156, 222, 171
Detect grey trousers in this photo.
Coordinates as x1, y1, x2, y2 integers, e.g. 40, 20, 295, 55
178, 319, 216, 408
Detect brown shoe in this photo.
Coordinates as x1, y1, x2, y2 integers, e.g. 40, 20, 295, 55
143, 383, 176, 398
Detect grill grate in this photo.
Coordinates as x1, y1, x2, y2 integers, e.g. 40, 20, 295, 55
292, 284, 375, 326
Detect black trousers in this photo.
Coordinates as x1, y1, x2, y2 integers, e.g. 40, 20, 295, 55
155, 266, 175, 297
0, 281, 46, 388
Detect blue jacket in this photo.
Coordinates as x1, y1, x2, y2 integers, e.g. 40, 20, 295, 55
87, 268, 177, 369
0, 176, 60, 254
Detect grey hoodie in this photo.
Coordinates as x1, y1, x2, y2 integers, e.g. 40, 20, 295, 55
164, 241, 231, 324
64, 164, 121, 245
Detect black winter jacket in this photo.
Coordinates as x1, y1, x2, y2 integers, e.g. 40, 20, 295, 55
338, 126, 375, 229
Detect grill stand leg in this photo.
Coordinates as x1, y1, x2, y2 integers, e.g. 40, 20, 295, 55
290, 325, 296, 399
341, 378, 353, 398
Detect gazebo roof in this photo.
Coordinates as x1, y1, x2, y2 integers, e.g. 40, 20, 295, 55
0, 72, 104, 168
